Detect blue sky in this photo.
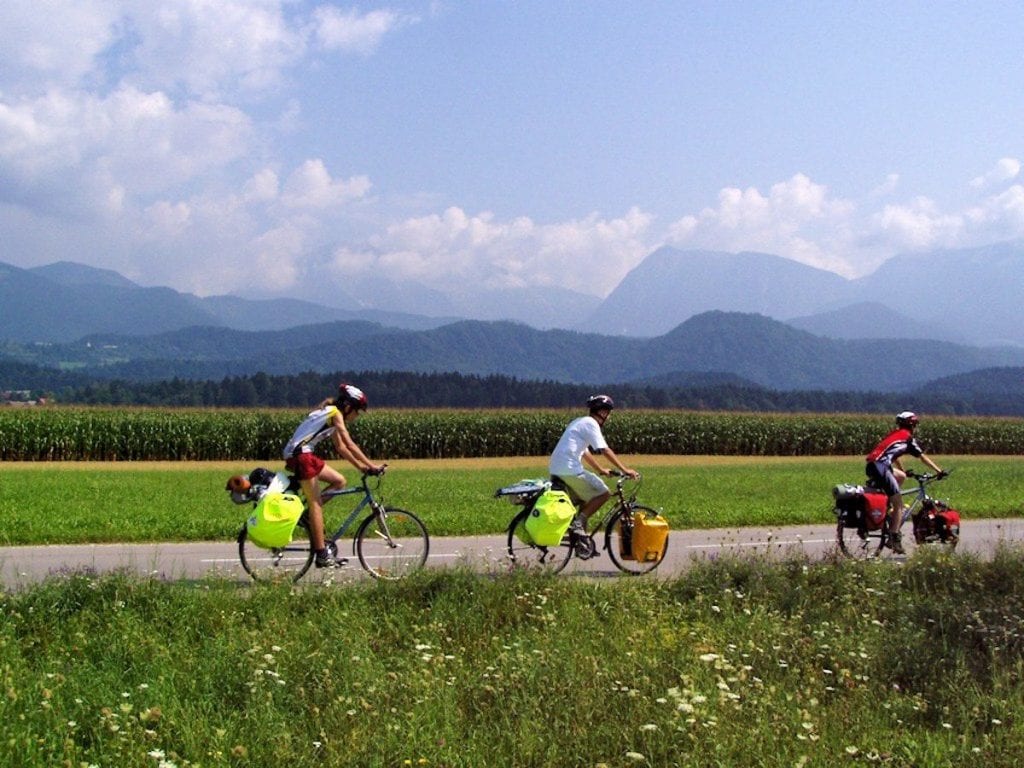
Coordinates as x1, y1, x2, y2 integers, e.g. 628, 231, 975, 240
2, 1, 1023, 302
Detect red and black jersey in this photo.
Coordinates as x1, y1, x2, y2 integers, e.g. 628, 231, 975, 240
866, 428, 924, 465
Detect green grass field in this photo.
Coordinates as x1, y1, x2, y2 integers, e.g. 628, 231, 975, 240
2, 553, 1023, 767
0, 455, 1021, 545
3, 455, 1024, 766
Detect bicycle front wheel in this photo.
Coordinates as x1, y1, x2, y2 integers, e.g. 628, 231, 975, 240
506, 507, 573, 574
238, 522, 315, 583
606, 505, 666, 575
355, 507, 429, 580
836, 514, 884, 560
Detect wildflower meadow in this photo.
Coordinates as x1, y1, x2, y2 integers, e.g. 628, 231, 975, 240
2, 549, 1023, 767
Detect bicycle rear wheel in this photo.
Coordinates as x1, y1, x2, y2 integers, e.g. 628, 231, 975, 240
836, 513, 884, 560
505, 507, 573, 574
606, 505, 666, 575
238, 521, 315, 582
355, 507, 429, 580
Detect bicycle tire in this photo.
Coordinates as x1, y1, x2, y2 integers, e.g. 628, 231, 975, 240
238, 521, 315, 582
355, 507, 429, 580
835, 512, 885, 560
606, 505, 666, 575
911, 516, 959, 552
505, 507, 573, 574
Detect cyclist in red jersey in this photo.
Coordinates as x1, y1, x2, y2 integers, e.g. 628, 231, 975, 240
865, 411, 944, 553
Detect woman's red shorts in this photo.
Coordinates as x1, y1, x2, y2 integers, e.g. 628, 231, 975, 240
285, 452, 325, 480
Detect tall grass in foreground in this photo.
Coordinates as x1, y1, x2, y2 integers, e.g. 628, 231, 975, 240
2, 549, 1023, 767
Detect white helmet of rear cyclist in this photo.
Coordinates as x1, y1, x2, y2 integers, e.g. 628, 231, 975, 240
896, 411, 920, 428
587, 394, 615, 413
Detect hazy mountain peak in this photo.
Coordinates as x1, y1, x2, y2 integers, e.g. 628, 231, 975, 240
29, 261, 140, 289
588, 247, 850, 336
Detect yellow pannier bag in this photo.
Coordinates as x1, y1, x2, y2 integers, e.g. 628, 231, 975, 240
523, 490, 576, 546
631, 510, 670, 563
246, 492, 305, 549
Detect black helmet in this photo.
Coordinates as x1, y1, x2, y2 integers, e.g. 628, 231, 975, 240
587, 394, 615, 413
337, 383, 368, 411
896, 411, 920, 428
248, 467, 276, 487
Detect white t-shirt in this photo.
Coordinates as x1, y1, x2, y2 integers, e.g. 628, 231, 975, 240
282, 405, 340, 459
548, 415, 609, 476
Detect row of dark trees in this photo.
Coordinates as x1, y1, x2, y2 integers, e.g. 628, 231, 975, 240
4, 355, 1022, 414
16, 368, 1011, 416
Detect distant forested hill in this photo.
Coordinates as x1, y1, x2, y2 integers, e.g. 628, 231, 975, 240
4, 361, 1023, 416
5, 312, 1024, 393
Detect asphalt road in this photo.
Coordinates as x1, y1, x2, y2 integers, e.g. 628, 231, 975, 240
2, 518, 1022, 588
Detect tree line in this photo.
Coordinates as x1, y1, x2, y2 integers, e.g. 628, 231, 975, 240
4, 367, 1016, 416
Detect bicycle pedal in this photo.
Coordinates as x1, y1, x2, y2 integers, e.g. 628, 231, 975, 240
573, 538, 597, 559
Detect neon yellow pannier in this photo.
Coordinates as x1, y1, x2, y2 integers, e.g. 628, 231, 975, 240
523, 489, 576, 546
246, 492, 305, 549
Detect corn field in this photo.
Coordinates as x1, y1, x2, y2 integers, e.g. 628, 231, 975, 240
1, 407, 1022, 461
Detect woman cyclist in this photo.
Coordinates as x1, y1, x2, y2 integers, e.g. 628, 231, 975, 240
283, 383, 385, 568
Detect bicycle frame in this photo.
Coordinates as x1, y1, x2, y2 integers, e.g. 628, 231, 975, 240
238, 468, 429, 581
503, 471, 665, 575
319, 478, 383, 548
896, 475, 933, 527
892, 469, 952, 522
581, 473, 640, 536
836, 469, 953, 559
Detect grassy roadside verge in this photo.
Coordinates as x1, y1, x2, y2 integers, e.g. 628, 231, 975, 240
1, 455, 1022, 545
2, 551, 1023, 767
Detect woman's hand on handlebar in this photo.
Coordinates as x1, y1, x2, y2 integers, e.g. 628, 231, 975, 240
365, 462, 387, 476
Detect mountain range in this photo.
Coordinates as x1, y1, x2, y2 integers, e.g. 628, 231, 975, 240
7, 311, 1024, 394
2, 238, 1024, 348
3, 240, 1024, 346
586, 241, 1024, 344
3, 241, 1024, 396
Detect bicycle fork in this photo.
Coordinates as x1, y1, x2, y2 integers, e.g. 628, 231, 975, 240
369, 504, 402, 550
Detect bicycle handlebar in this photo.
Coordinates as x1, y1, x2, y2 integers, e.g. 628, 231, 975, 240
906, 468, 951, 483
608, 470, 641, 479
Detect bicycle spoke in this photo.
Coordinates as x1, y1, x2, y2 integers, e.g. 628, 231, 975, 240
238, 523, 314, 582
356, 508, 429, 580
505, 508, 573, 573
606, 505, 666, 574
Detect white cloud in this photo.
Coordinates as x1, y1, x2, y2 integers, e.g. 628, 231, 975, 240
873, 196, 964, 250
0, 0, 121, 90
0, 85, 252, 215
123, 1, 308, 99
332, 205, 653, 296
663, 164, 1024, 279
248, 223, 305, 289
666, 174, 861, 275
970, 157, 1021, 189
281, 159, 371, 208
5, 4, 1024, 312
312, 7, 417, 55
868, 173, 900, 198
144, 200, 192, 236
244, 168, 280, 203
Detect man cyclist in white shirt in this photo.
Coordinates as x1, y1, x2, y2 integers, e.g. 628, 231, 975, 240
549, 394, 639, 536
282, 383, 385, 568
